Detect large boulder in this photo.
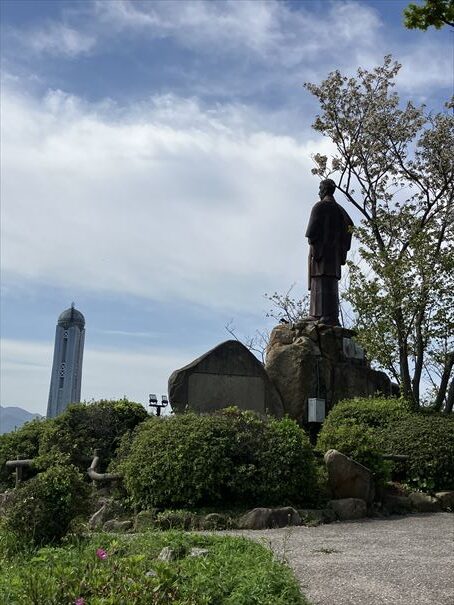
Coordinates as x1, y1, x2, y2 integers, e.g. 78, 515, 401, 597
382, 495, 413, 515
265, 321, 394, 425
409, 492, 442, 513
329, 498, 367, 520
238, 507, 301, 530
169, 340, 283, 417
435, 491, 454, 511
324, 449, 375, 504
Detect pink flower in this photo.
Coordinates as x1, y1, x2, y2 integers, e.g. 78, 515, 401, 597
96, 548, 108, 560
75, 599, 85, 605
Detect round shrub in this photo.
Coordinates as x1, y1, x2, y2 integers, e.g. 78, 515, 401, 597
320, 397, 411, 429
4, 464, 90, 547
39, 399, 148, 473
316, 397, 409, 481
117, 409, 316, 509
377, 413, 454, 492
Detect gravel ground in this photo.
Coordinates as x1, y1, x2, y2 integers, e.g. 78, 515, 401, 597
227, 513, 454, 605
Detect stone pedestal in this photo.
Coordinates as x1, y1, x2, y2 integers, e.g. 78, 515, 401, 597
265, 320, 394, 425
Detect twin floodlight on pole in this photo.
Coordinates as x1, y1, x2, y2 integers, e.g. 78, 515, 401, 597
148, 393, 169, 416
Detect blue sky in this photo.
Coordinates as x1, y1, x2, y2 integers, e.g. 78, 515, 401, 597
1, 0, 452, 415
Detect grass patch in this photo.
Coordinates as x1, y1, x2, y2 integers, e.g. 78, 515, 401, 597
0, 529, 309, 605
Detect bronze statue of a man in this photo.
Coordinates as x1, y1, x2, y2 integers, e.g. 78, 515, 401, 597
305, 179, 353, 326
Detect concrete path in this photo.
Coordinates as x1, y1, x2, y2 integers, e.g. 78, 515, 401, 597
229, 513, 454, 605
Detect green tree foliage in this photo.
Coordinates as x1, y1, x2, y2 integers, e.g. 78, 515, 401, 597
305, 57, 454, 411
0, 418, 49, 490
39, 399, 148, 473
118, 409, 316, 509
3, 464, 89, 547
404, 0, 454, 30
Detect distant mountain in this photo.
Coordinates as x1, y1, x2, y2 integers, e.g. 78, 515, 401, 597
0, 405, 43, 435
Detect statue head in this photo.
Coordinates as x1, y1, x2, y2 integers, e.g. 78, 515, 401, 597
319, 179, 336, 199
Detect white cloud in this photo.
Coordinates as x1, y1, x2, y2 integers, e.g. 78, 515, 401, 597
398, 42, 454, 93
94, 0, 383, 65
1, 83, 333, 314
11, 23, 96, 57
0, 338, 191, 415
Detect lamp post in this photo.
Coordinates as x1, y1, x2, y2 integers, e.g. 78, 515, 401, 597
148, 394, 169, 416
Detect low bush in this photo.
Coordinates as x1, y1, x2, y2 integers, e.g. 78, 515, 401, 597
117, 409, 316, 509
38, 398, 148, 473
377, 413, 454, 492
0, 531, 309, 605
4, 464, 90, 547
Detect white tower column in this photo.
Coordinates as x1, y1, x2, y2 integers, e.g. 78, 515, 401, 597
47, 304, 85, 418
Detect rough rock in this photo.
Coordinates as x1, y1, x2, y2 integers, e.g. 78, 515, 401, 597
238, 507, 301, 530
324, 449, 375, 504
298, 508, 336, 525
382, 495, 413, 515
329, 498, 367, 520
189, 548, 209, 557
88, 498, 124, 530
102, 519, 133, 532
145, 570, 157, 577
200, 513, 228, 530
158, 547, 177, 562
169, 340, 283, 417
265, 321, 394, 425
435, 491, 454, 511
409, 492, 442, 513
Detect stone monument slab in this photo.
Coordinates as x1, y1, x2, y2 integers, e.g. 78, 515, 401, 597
187, 373, 265, 413
169, 340, 284, 417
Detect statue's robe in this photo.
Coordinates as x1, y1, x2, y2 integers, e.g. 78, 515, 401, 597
305, 195, 353, 325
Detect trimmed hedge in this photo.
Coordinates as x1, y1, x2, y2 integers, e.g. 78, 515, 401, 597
320, 397, 411, 428
117, 409, 316, 509
378, 414, 454, 492
317, 397, 454, 492
38, 399, 148, 473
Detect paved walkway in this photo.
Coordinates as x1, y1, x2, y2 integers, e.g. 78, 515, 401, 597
228, 513, 454, 605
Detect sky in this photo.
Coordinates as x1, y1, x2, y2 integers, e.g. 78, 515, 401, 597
1, 0, 453, 416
